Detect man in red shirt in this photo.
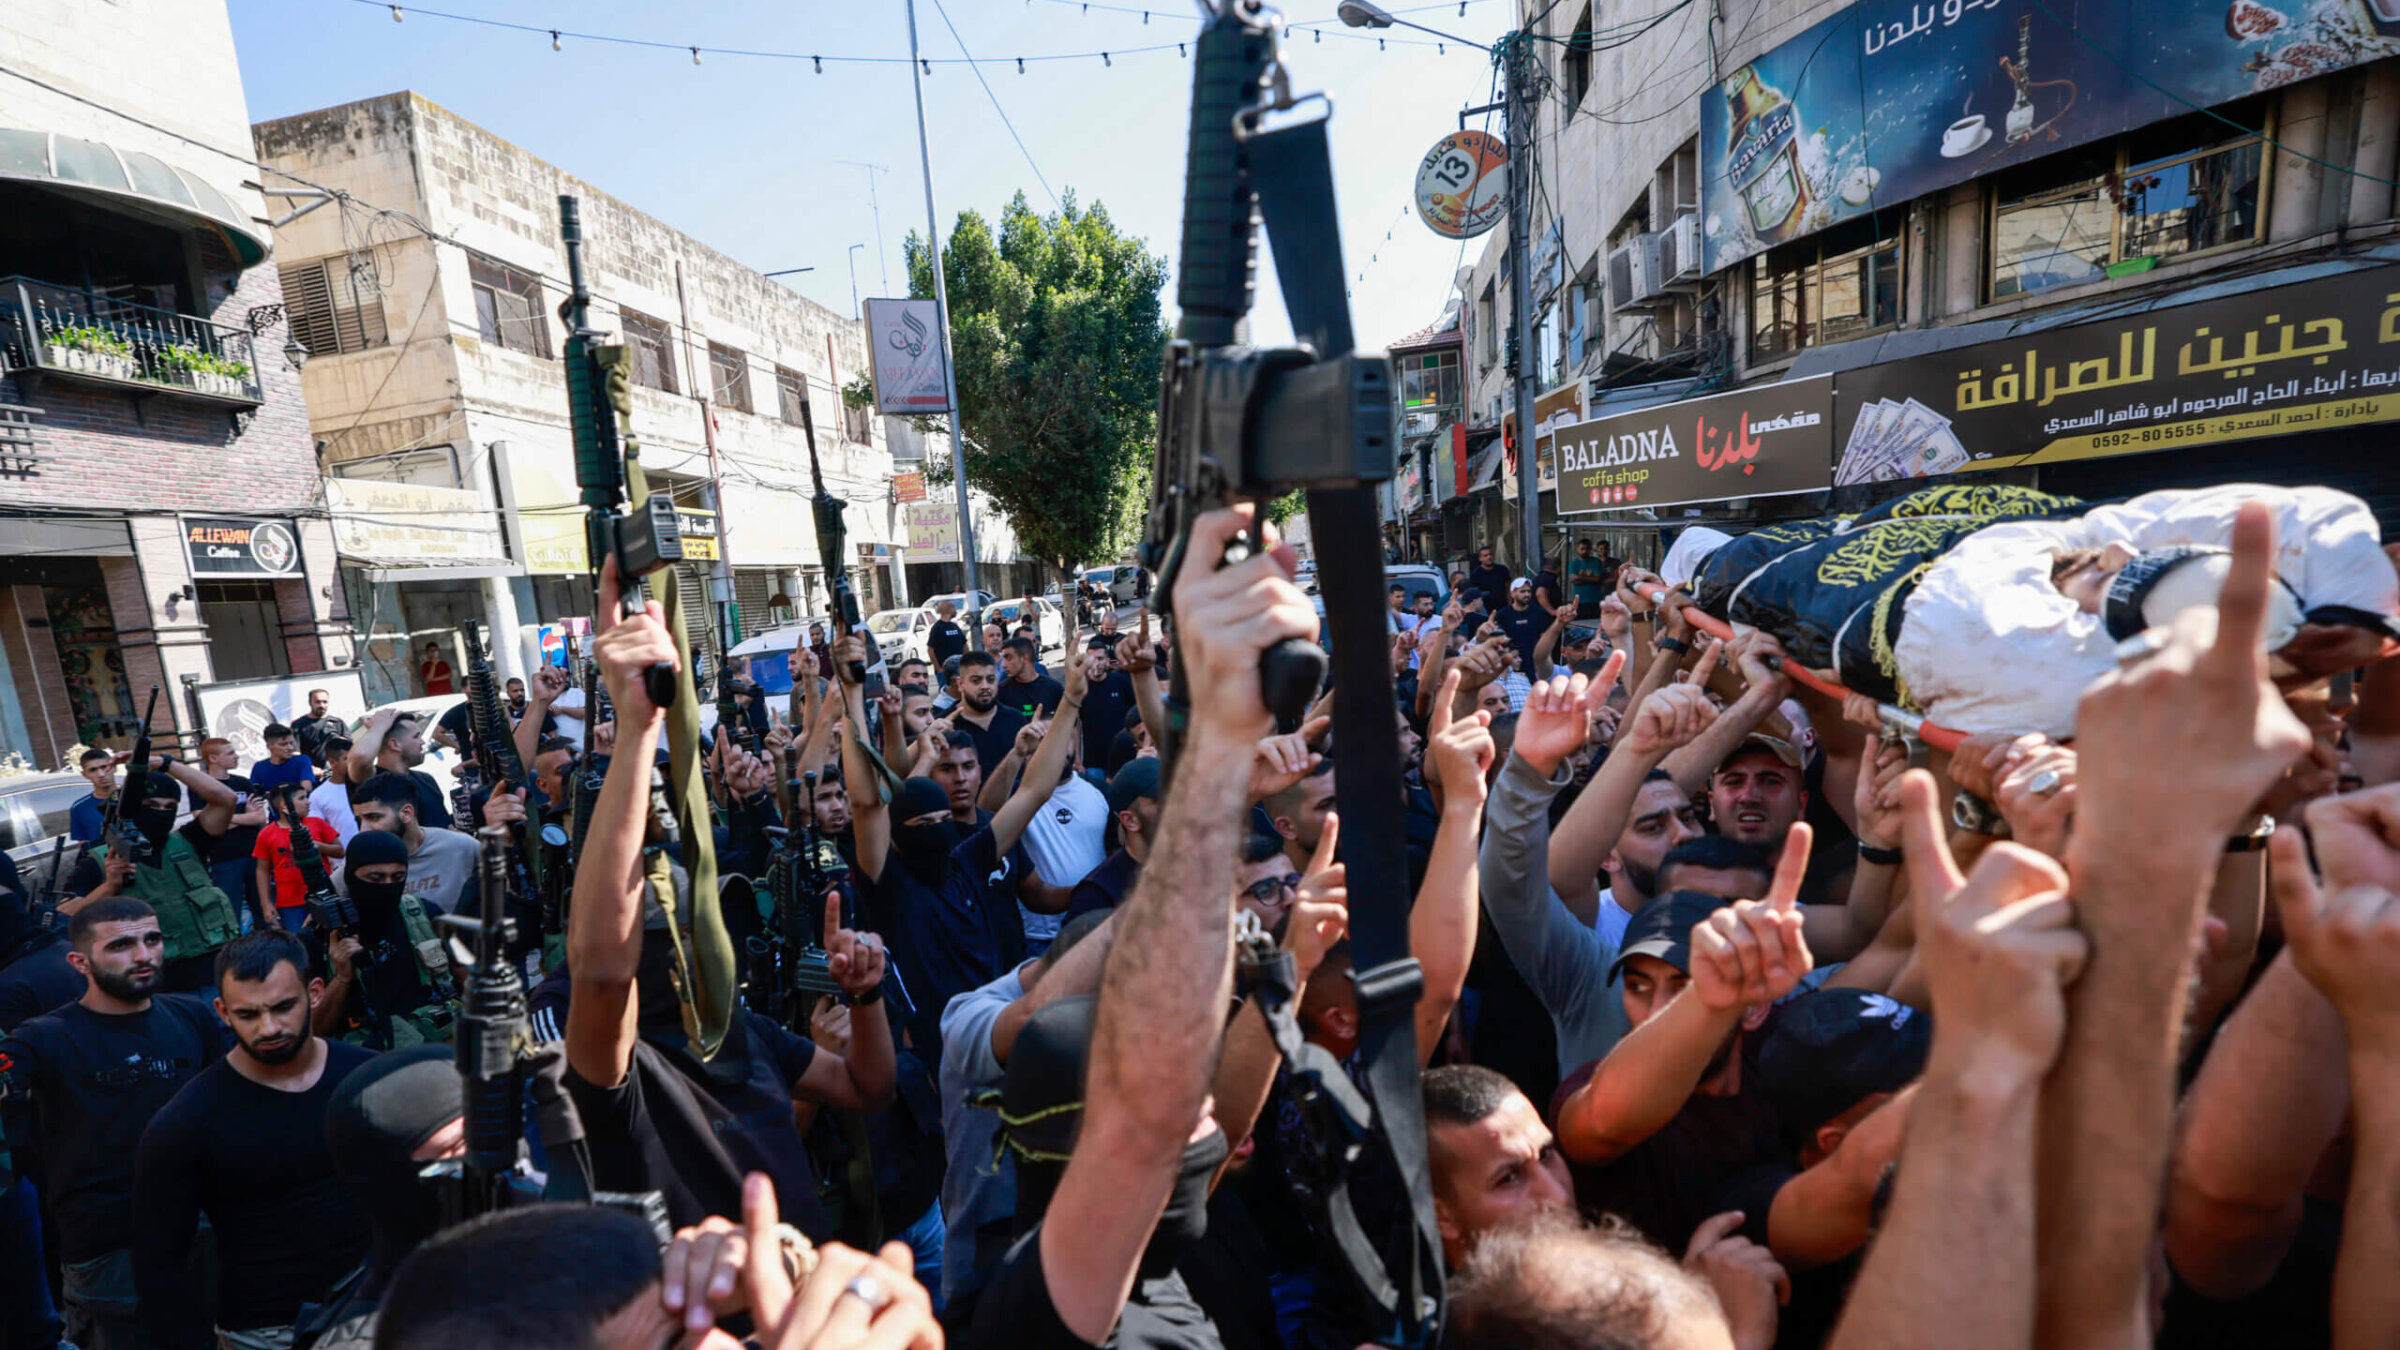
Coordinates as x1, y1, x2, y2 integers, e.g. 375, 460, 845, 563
418, 642, 455, 696
251, 787, 345, 932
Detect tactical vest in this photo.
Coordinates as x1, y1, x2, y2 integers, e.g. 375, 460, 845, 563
338, 894, 459, 1050
94, 834, 239, 964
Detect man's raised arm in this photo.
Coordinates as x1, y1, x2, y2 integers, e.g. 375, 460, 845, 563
564, 558, 680, 1092
991, 652, 1089, 856
833, 639, 889, 885
1038, 505, 1317, 1342
2041, 503, 2310, 1349
1546, 683, 1717, 912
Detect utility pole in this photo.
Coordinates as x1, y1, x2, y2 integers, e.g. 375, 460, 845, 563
847, 243, 865, 320
905, 0, 983, 619
1502, 32, 1543, 574
840, 159, 895, 295
1339, 1, 1543, 569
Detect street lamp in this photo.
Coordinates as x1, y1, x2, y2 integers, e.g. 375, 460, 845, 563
283, 336, 311, 371
1337, 0, 1485, 49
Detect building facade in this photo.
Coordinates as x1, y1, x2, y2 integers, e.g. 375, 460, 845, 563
253, 93, 912, 702
0, 0, 350, 770
1442, 0, 2400, 572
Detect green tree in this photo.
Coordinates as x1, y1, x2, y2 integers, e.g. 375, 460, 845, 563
906, 191, 1167, 583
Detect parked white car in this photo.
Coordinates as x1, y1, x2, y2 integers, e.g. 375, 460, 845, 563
985, 597, 1069, 662
867, 607, 935, 667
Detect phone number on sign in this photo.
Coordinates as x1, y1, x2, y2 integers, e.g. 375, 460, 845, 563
2083, 421, 2214, 451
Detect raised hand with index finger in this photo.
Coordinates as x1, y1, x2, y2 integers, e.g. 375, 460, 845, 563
1689, 825, 1815, 1012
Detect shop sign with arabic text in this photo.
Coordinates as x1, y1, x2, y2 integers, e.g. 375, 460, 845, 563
1557, 376, 1833, 513
1833, 266, 2400, 481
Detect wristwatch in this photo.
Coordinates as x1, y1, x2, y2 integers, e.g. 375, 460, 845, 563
1656, 636, 1690, 655
1951, 790, 2011, 837
2226, 814, 2276, 852
1856, 839, 1903, 867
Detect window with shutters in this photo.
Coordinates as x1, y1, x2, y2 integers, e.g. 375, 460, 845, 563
776, 366, 811, 428
843, 398, 871, 444
620, 308, 677, 393
709, 342, 752, 413
278, 256, 388, 357
468, 253, 551, 358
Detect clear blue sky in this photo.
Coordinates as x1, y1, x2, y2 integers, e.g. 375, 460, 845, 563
228, 0, 1518, 351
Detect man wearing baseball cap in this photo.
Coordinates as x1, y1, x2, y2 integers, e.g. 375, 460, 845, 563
1551, 851, 1815, 1255
1707, 988, 1927, 1345
1065, 758, 1160, 917
1492, 576, 1549, 677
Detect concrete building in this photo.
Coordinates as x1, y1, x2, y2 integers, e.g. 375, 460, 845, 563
1443, 0, 2400, 572
253, 92, 911, 702
0, 0, 352, 770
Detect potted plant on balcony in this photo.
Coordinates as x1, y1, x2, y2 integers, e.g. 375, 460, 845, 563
43, 324, 138, 381
152, 344, 252, 398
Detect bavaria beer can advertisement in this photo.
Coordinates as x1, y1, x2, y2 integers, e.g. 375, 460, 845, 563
1700, 0, 2400, 274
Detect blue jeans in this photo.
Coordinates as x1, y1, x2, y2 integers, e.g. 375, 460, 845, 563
897, 1200, 945, 1313
208, 858, 257, 928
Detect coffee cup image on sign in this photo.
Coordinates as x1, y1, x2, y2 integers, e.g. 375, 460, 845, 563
1940, 113, 1991, 158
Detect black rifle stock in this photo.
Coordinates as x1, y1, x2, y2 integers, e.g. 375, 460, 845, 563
96, 686, 163, 867
560, 194, 680, 710
796, 397, 883, 695
436, 827, 531, 1219
278, 789, 389, 1044
461, 621, 539, 951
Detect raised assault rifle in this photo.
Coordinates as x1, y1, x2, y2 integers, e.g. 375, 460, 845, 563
278, 787, 391, 1047
1141, 4, 1434, 1343
95, 686, 164, 868
436, 826, 532, 1218
461, 620, 539, 953
752, 766, 849, 1028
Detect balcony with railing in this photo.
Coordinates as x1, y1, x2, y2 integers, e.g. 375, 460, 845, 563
0, 276, 264, 406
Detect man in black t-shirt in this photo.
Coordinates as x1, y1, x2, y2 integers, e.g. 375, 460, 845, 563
288, 687, 343, 768
999, 637, 1066, 719
1076, 640, 1135, 765
561, 569, 901, 1234
135, 929, 375, 1349
0, 896, 226, 1350
201, 735, 272, 929
1464, 544, 1512, 613
951, 650, 1029, 775
930, 601, 971, 667
1491, 577, 1550, 677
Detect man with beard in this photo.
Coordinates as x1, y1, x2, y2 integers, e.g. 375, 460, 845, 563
951, 650, 1027, 775
1550, 830, 1815, 1257
348, 710, 451, 829
0, 898, 227, 1350
840, 632, 1086, 1065
350, 772, 481, 914
133, 929, 374, 1350
308, 829, 459, 1050
1065, 758, 1160, 918
562, 560, 898, 1236
62, 753, 245, 993
288, 688, 342, 768
999, 637, 1064, 719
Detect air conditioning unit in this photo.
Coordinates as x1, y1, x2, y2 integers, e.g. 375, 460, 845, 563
1404, 410, 1438, 438
1657, 213, 1703, 289
1607, 235, 1664, 312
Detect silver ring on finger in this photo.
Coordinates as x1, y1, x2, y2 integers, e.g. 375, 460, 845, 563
842, 1272, 894, 1313
2027, 769, 2063, 799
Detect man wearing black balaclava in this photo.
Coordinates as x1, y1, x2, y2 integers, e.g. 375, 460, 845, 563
307, 1045, 465, 1348
307, 828, 458, 1050
562, 557, 902, 1236
834, 630, 1088, 1064
950, 504, 1318, 1350
58, 753, 244, 993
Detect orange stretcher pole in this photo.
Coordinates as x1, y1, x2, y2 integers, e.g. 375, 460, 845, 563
1638, 586, 1970, 754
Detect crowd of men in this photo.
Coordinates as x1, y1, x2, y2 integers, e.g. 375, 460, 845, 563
1, 497, 2397, 1349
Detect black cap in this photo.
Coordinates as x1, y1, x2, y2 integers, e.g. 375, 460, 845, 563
2103, 544, 2219, 641
1758, 988, 1930, 1143
1608, 890, 1731, 982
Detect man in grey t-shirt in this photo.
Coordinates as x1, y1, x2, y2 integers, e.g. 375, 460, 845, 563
349, 772, 481, 912
935, 912, 1115, 1305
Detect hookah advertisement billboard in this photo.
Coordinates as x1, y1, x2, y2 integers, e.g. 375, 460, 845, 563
1700, 0, 2400, 275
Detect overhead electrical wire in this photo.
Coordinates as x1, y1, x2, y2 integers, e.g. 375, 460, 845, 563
929, 0, 1063, 209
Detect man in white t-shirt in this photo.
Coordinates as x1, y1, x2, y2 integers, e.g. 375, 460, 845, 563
1015, 769, 1109, 953
308, 735, 361, 844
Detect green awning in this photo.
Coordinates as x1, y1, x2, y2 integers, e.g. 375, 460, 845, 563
0, 127, 268, 267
